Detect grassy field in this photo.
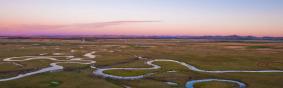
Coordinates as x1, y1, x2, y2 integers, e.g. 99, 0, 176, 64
0, 39, 283, 88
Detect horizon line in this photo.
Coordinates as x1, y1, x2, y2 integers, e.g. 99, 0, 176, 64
1, 34, 282, 38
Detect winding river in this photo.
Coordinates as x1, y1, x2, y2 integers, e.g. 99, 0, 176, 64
94, 59, 283, 88
0, 63, 63, 82
185, 79, 246, 88
0, 52, 96, 82
95, 59, 283, 79
1, 52, 283, 88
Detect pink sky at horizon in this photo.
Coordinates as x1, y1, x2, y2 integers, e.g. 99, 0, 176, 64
1, 22, 281, 37
0, 0, 282, 37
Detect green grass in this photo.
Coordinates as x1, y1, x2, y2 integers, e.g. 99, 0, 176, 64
0, 39, 283, 88
104, 69, 154, 77
0, 69, 122, 88
246, 45, 272, 49
0, 63, 20, 71
48, 80, 62, 87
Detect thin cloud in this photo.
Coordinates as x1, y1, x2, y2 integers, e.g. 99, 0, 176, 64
0, 20, 160, 35
3, 20, 160, 29
60, 20, 160, 29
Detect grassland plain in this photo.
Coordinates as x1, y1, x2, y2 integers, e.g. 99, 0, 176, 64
0, 39, 283, 88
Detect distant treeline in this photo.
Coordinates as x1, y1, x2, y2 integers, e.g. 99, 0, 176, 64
0, 35, 283, 41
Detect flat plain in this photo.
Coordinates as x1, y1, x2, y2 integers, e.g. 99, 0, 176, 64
0, 39, 283, 88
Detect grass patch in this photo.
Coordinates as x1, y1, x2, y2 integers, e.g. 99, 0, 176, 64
1, 39, 283, 88
48, 80, 62, 87
246, 46, 272, 49
104, 69, 154, 76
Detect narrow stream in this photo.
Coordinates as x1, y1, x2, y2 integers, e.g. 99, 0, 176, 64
1, 55, 283, 88
0, 63, 63, 82
0, 53, 96, 82
185, 79, 246, 88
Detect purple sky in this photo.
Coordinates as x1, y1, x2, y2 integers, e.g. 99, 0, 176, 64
0, 0, 282, 36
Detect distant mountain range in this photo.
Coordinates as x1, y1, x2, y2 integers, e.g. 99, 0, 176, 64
0, 35, 283, 41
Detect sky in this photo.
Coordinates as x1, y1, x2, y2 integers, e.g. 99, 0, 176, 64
0, 0, 282, 36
